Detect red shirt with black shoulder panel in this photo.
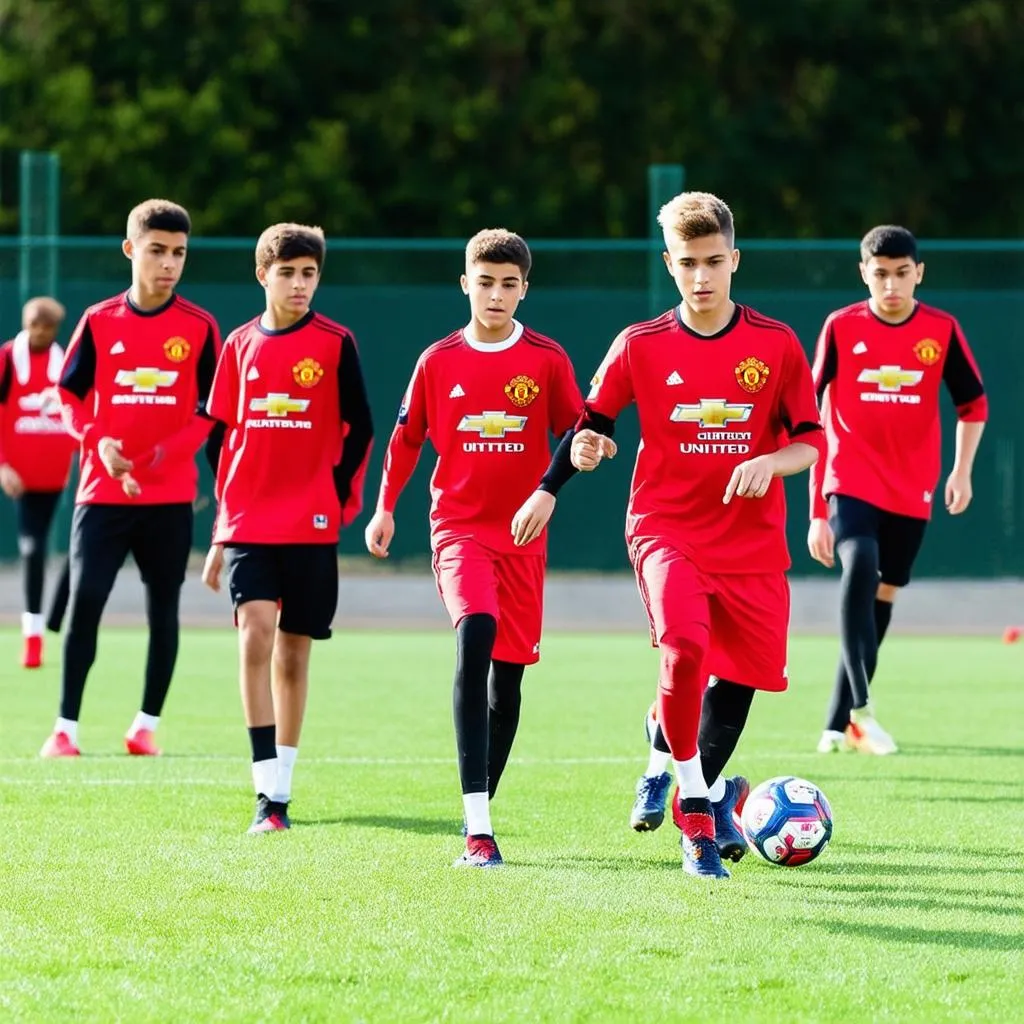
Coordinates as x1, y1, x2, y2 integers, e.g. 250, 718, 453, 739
585, 304, 824, 575
58, 292, 221, 505
378, 321, 583, 553
809, 300, 987, 521
207, 311, 373, 545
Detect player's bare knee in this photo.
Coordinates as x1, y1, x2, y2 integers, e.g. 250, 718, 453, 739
876, 582, 899, 602
237, 605, 276, 660
272, 634, 310, 681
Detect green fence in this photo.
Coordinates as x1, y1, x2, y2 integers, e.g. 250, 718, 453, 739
1, 237, 1022, 577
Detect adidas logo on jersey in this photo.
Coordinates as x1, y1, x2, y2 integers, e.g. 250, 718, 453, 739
246, 367, 260, 381
110, 341, 126, 355
666, 371, 684, 386
449, 384, 465, 398
853, 341, 868, 355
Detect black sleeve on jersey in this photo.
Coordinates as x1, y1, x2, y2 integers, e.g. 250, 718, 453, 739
194, 324, 218, 415
0, 348, 11, 402
60, 321, 97, 399
942, 324, 985, 408
815, 325, 837, 407
204, 420, 226, 476
333, 332, 375, 506
538, 408, 616, 497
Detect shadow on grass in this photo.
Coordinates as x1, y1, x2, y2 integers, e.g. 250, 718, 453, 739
896, 744, 1024, 759
513, 853, 673, 872
815, 919, 1022, 952
820, 858, 1023, 878
799, 892, 1022, 918
295, 814, 458, 835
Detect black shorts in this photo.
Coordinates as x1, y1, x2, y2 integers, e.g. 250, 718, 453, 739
828, 494, 928, 588
70, 502, 193, 598
223, 543, 338, 640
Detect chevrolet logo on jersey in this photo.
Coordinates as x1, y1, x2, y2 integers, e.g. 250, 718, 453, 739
670, 399, 753, 428
457, 411, 528, 438
115, 368, 179, 393
857, 366, 924, 392
249, 393, 311, 417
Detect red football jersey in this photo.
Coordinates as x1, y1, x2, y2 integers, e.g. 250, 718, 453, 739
208, 312, 373, 545
586, 304, 823, 574
0, 339, 76, 492
378, 322, 583, 553
809, 300, 987, 520
58, 292, 221, 505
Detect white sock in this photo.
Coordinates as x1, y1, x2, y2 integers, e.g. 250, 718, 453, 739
822, 729, 845, 741
55, 717, 78, 745
22, 612, 43, 638
463, 792, 492, 837
673, 753, 709, 800
130, 711, 160, 734
708, 775, 726, 803
252, 758, 278, 798
273, 745, 298, 803
644, 746, 672, 777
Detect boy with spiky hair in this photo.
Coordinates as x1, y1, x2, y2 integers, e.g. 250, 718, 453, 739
41, 199, 221, 758
0, 297, 76, 668
202, 223, 373, 834
365, 228, 583, 867
522, 192, 823, 879
808, 225, 986, 755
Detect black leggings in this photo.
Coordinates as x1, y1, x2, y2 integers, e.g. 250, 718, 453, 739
15, 491, 62, 614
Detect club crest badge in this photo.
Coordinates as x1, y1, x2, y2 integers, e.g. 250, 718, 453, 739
913, 339, 942, 366
735, 356, 770, 394
163, 337, 190, 362
293, 357, 324, 388
505, 374, 540, 408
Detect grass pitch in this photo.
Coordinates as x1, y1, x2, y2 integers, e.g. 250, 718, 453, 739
1, 628, 1022, 1023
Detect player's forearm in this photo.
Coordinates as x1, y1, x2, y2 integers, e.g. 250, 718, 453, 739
952, 420, 985, 475
132, 413, 215, 473
58, 389, 97, 448
771, 440, 820, 478
538, 409, 616, 496
377, 429, 421, 513
808, 457, 829, 519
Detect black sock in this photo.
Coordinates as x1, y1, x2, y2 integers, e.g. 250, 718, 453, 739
140, 586, 182, 717
452, 614, 497, 795
834, 536, 880, 711
22, 546, 46, 615
651, 719, 671, 755
15, 491, 60, 617
698, 678, 755, 786
61, 583, 107, 720
487, 660, 525, 799
826, 594, 895, 731
46, 557, 71, 634
248, 724, 276, 762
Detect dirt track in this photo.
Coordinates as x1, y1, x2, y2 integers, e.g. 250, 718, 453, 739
0, 567, 1020, 636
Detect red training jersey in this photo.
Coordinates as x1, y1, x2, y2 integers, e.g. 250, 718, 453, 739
0, 339, 76, 492
58, 292, 221, 505
207, 311, 373, 545
586, 304, 823, 575
809, 300, 987, 520
378, 321, 583, 553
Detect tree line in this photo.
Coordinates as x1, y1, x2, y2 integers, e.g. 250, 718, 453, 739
1, 0, 1022, 239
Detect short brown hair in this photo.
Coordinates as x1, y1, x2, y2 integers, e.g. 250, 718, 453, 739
658, 192, 735, 248
255, 223, 326, 272
22, 296, 66, 325
465, 228, 532, 280
127, 199, 191, 240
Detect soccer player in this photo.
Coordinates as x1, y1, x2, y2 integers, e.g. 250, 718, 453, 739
364, 229, 583, 868
201, 223, 373, 834
808, 225, 987, 754
0, 297, 77, 668
40, 199, 222, 758
517, 193, 824, 878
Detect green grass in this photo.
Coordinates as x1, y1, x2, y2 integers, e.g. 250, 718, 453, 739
1, 628, 1022, 1023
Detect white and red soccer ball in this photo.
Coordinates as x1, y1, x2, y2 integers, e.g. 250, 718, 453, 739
740, 776, 833, 866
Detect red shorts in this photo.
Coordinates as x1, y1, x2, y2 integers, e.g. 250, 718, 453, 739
631, 538, 790, 692
432, 539, 546, 665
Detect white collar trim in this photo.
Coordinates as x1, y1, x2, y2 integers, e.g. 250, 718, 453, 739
462, 319, 524, 352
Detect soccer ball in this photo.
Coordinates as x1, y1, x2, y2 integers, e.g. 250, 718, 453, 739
740, 776, 833, 866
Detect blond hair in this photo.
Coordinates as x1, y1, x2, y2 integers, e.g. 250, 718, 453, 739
657, 192, 734, 247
